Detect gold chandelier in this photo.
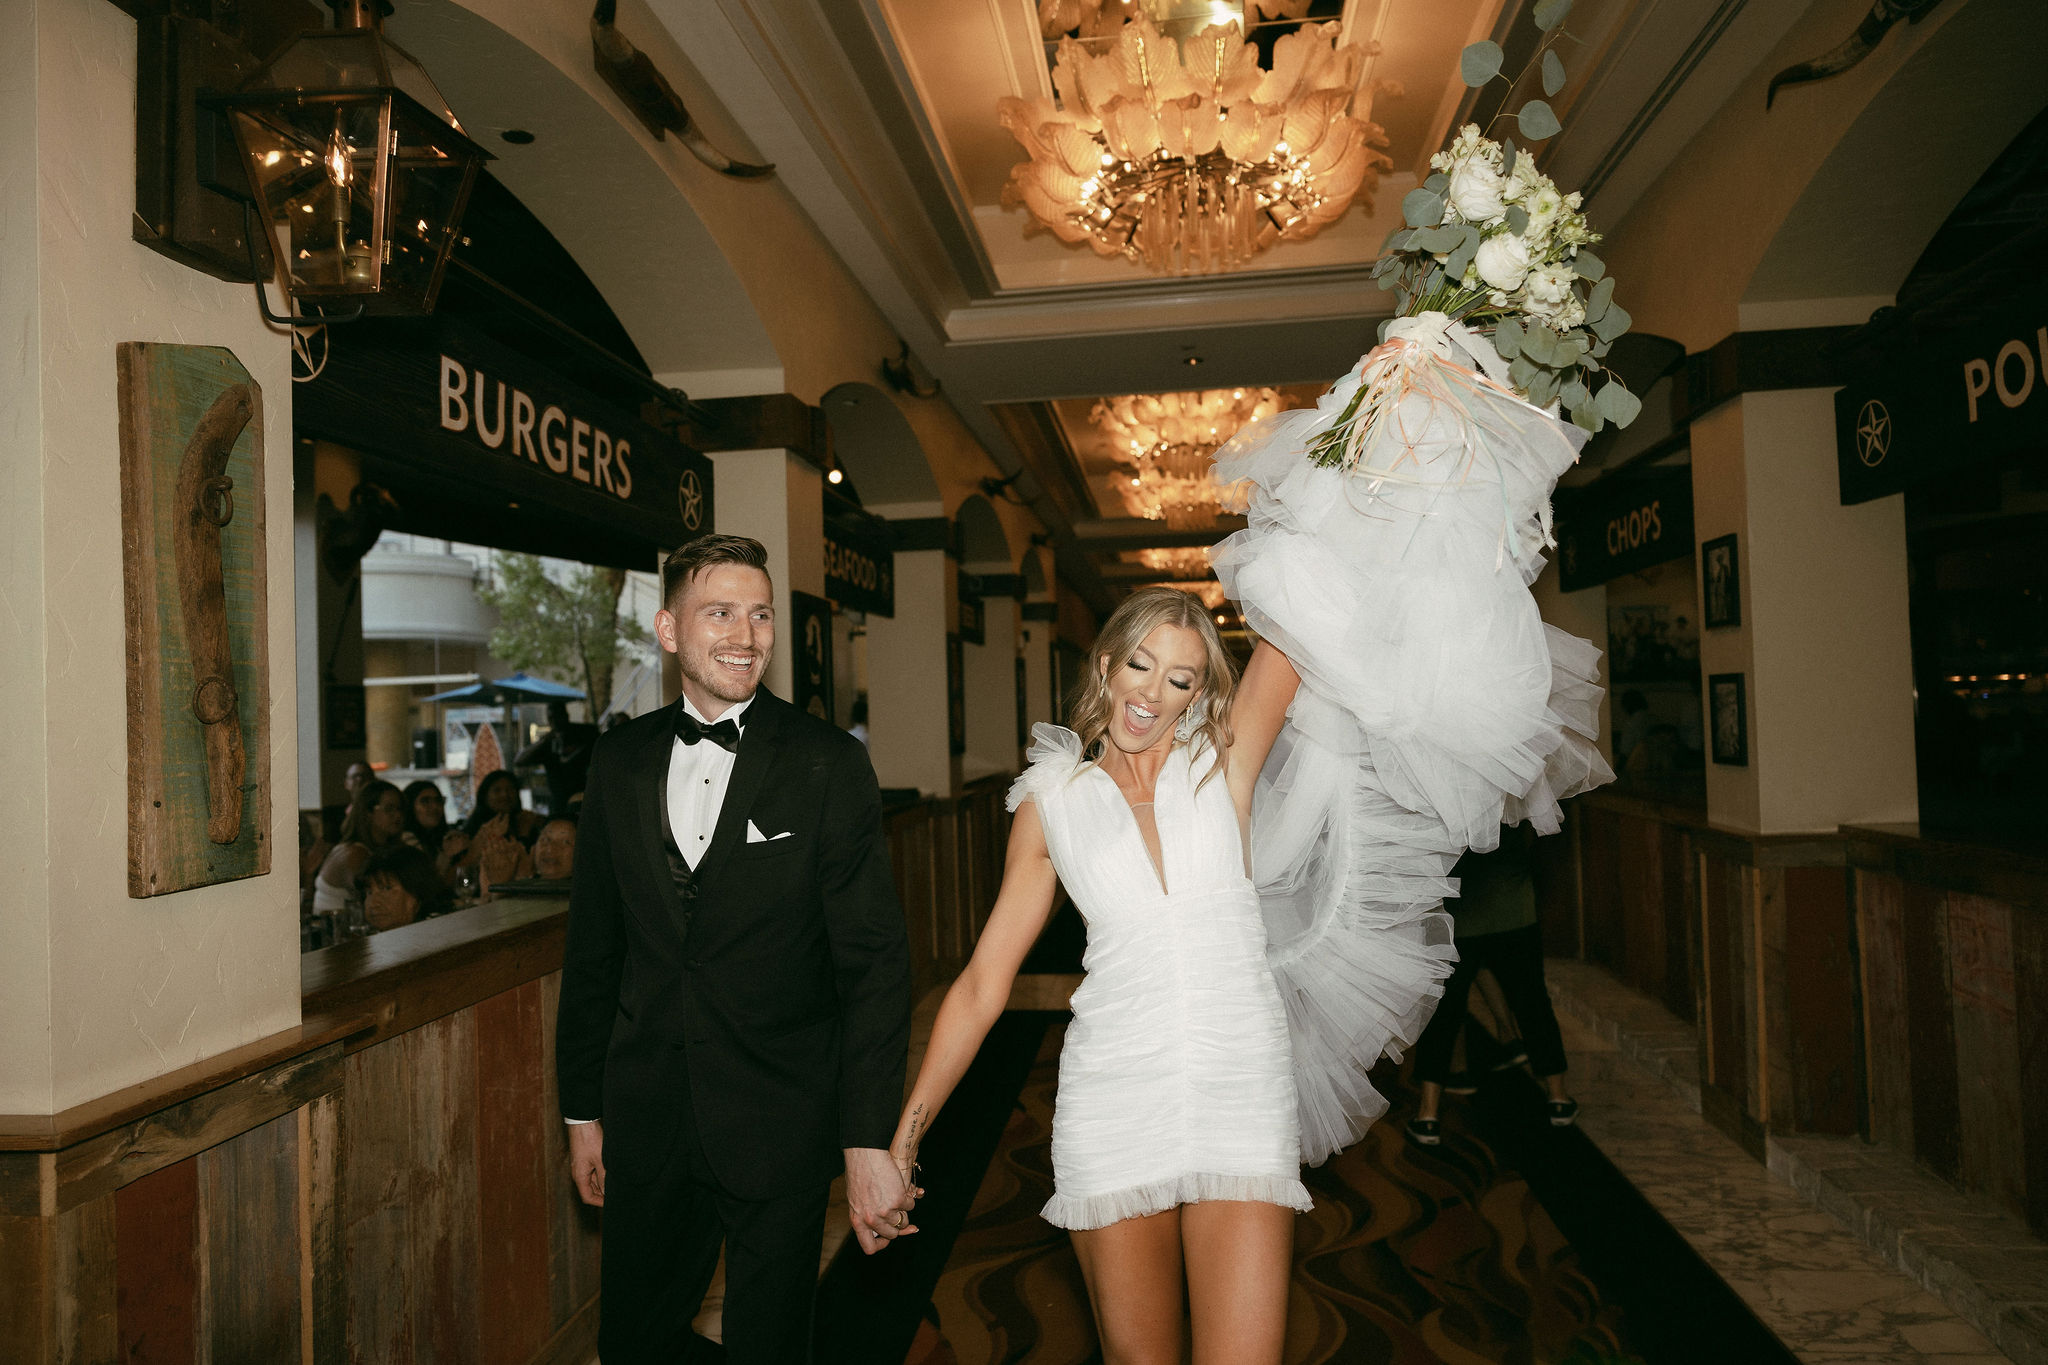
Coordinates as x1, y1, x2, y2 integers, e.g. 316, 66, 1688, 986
1136, 548, 1214, 578
999, 5, 1389, 273
1095, 387, 1281, 528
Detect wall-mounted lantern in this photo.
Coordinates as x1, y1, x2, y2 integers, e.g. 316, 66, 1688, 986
204, 0, 490, 316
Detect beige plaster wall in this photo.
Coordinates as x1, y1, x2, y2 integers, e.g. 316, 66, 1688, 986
706, 448, 826, 703
1, 0, 302, 1114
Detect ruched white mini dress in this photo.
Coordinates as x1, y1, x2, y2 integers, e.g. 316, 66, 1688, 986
1009, 726, 1312, 1232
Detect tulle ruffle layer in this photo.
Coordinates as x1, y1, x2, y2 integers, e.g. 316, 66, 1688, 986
1041, 1171, 1314, 1231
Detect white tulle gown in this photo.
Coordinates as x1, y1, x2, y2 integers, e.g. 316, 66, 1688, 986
1210, 315, 1615, 1165
1009, 730, 1313, 1230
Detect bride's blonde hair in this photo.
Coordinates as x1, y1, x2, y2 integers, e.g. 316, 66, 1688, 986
1066, 587, 1237, 787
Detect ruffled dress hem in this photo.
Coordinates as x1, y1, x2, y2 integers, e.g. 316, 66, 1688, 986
1041, 1172, 1314, 1231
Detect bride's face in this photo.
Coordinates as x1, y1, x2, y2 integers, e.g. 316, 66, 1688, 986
1100, 623, 1206, 755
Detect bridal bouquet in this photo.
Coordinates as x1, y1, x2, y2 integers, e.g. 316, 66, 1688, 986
1304, 0, 1640, 475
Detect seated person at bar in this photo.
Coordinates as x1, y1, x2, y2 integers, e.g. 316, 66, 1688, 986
400, 779, 471, 887
361, 843, 454, 931
514, 700, 600, 815
312, 779, 405, 920
532, 815, 576, 881
460, 769, 542, 850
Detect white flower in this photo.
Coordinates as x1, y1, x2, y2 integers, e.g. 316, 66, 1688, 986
1445, 157, 1505, 224
1524, 261, 1574, 310
1524, 183, 1565, 237
1474, 233, 1533, 292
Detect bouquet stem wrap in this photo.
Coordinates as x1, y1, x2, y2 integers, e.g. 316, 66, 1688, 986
1211, 313, 1614, 1164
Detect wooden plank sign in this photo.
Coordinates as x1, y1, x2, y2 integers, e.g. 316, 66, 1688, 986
119, 342, 271, 896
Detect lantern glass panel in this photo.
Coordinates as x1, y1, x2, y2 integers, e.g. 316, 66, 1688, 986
382, 95, 482, 312
228, 98, 388, 299
252, 30, 388, 94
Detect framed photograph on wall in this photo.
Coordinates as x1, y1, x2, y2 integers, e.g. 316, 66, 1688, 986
1702, 533, 1741, 629
1708, 672, 1748, 766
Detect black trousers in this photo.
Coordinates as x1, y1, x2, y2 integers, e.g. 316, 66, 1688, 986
597, 1065, 829, 1365
1413, 922, 1568, 1083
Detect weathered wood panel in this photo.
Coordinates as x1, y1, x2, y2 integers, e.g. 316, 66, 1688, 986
304, 1092, 346, 1365
1948, 893, 2023, 1212
1700, 849, 1746, 1111
406, 1012, 480, 1365
343, 1037, 414, 1364
57, 1196, 119, 1365
1782, 865, 1857, 1134
0, 1212, 52, 1361
114, 1156, 199, 1364
476, 983, 551, 1364
201, 1111, 300, 1364
2013, 904, 2048, 1237
1579, 805, 1625, 973
1902, 882, 1963, 1182
1856, 870, 1914, 1153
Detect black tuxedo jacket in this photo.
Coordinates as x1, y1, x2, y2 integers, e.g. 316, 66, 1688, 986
554, 690, 911, 1200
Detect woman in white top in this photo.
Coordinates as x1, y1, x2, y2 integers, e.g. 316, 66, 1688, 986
312, 778, 405, 918
889, 588, 1312, 1360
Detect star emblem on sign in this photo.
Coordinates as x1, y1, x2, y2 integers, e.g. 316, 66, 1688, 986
1855, 399, 1892, 467
290, 323, 328, 383
677, 469, 704, 530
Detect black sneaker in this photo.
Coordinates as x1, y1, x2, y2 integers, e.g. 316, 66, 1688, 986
1441, 1071, 1479, 1096
1405, 1116, 1443, 1146
1547, 1098, 1580, 1128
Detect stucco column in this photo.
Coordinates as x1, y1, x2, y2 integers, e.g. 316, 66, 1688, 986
1691, 390, 1917, 833
706, 447, 824, 703
962, 593, 1021, 781
864, 547, 954, 797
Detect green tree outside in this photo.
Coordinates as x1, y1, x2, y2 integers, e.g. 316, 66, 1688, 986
478, 553, 649, 718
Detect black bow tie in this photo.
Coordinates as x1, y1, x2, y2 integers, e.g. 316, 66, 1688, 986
675, 708, 743, 753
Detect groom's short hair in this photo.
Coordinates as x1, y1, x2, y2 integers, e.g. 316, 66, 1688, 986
662, 534, 771, 608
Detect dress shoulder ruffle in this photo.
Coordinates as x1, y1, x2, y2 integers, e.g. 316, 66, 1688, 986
1006, 722, 1088, 813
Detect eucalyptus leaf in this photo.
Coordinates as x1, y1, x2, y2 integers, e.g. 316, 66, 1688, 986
1378, 318, 1395, 343
1519, 323, 1556, 365
1494, 318, 1525, 360
1591, 299, 1632, 343
1533, 0, 1574, 30
1516, 99, 1563, 141
1541, 49, 1566, 96
1571, 403, 1601, 432
1413, 226, 1465, 253
1423, 171, 1449, 193
1504, 205, 1530, 237
1402, 187, 1445, 228
1527, 368, 1562, 408
1596, 381, 1642, 427
1585, 274, 1615, 322
1501, 139, 1518, 178
1589, 335, 1612, 359
1562, 377, 1590, 408
1509, 355, 1538, 390
1460, 40, 1504, 87
1554, 336, 1588, 367
1575, 249, 1605, 282
1446, 235, 1480, 281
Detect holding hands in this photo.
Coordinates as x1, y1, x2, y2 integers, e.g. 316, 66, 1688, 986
844, 1146, 921, 1254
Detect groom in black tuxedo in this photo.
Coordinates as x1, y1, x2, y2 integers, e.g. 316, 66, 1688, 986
555, 534, 915, 1362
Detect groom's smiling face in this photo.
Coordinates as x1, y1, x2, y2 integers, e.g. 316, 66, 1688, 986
658, 562, 775, 717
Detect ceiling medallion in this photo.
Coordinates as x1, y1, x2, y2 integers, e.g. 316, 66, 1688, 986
1000, 2, 1390, 273
1095, 387, 1280, 528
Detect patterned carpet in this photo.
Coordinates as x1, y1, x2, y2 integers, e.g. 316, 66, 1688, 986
924, 1021, 1644, 1365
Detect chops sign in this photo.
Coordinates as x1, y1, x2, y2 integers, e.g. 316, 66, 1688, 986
1554, 467, 1694, 593
1837, 285, 2048, 505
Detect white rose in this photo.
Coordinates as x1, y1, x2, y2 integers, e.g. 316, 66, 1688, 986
1474, 233, 1533, 292
1524, 184, 1564, 235
1444, 156, 1505, 224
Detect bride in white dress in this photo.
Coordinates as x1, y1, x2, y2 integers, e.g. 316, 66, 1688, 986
889, 586, 1348, 1360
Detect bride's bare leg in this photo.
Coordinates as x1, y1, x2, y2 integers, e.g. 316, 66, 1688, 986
1181, 1200, 1292, 1364
1069, 1208, 1186, 1364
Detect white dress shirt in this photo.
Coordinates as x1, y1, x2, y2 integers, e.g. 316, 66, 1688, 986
566, 693, 753, 1126
667, 693, 752, 868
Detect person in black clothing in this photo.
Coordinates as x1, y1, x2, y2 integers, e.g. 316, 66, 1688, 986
515, 700, 600, 815
1406, 823, 1577, 1144
554, 534, 914, 1364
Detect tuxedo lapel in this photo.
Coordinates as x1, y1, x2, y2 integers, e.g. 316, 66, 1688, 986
695, 691, 788, 883
631, 698, 688, 931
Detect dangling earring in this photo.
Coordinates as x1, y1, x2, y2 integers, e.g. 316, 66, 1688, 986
1176, 697, 1205, 744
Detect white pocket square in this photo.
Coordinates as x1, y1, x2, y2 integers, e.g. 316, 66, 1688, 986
745, 820, 793, 843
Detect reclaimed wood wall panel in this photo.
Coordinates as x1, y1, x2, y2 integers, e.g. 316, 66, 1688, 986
1782, 866, 1857, 1135
537, 972, 602, 1337
303, 1093, 346, 1365
405, 1012, 481, 1365
57, 1197, 120, 1364
1948, 893, 2024, 1213
342, 1038, 416, 1363
114, 1157, 199, 1365
1855, 870, 1914, 1153
1700, 850, 1746, 1111
1902, 880, 1963, 1182
201, 1111, 301, 1364
0, 1212, 52, 1361
476, 982, 551, 1365
1620, 814, 1667, 1007
1579, 806, 1625, 973
2013, 906, 2048, 1237
1659, 824, 1696, 1023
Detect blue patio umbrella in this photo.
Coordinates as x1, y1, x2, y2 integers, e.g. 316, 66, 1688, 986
422, 672, 586, 705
